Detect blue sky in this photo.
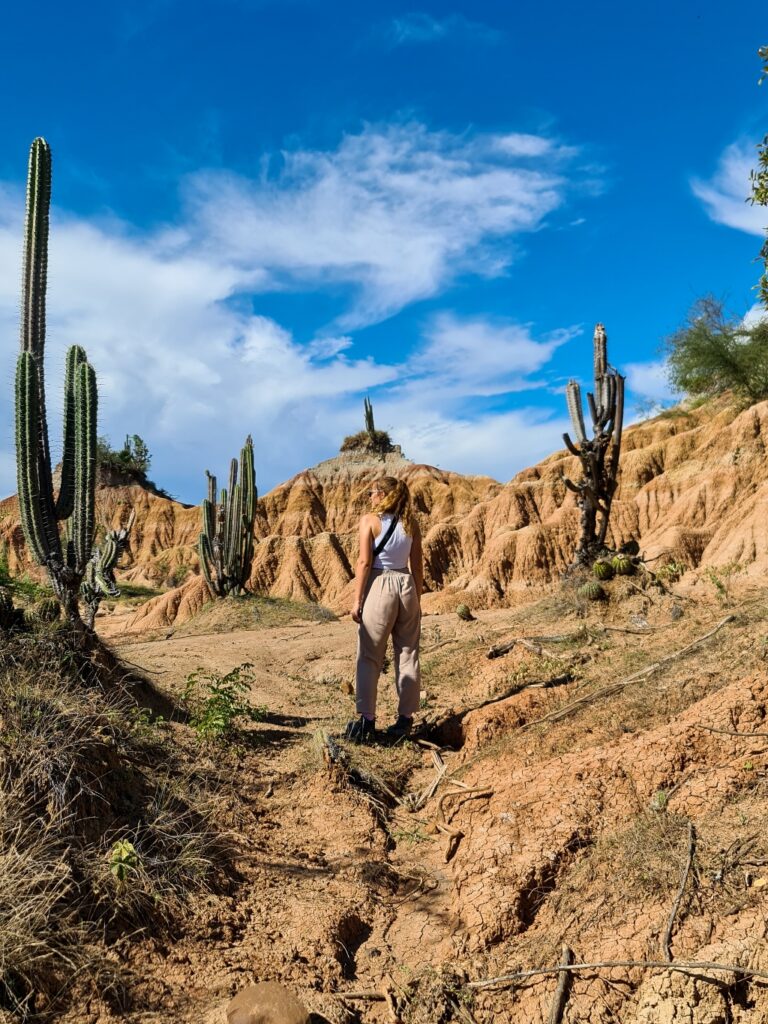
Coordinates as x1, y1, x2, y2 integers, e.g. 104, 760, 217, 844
0, 1, 766, 502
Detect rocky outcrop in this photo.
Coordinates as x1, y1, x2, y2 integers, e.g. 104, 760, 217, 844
4, 398, 768, 625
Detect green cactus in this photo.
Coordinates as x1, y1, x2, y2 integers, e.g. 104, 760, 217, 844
578, 580, 606, 602
592, 558, 614, 581
562, 324, 625, 565
364, 397, 375, 437
611, 553, 634, 576
14, 138, 99, 626
456, 603, 475, 622
198, 436, 257, 597
81, 510, 136, 629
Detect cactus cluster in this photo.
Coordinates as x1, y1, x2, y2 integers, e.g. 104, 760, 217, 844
563, 324, 625, 564
199, 436, 257, 597
15, 138, 99, 625
592, 558, 614, 581
81, 510, 136, 628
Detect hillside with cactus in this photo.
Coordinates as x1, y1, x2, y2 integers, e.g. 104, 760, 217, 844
5, 392, 768, 633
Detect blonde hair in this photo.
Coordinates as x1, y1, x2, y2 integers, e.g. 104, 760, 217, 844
372, 477, 417, 536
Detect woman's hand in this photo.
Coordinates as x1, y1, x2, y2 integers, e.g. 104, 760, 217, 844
351, 603, 363, 624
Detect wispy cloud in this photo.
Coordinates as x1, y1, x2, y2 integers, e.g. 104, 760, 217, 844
0, 122, 593, 499
181, 122, 587, 327
692, 140, 767, 236
624, 359, 675, 403
383, 12, 501, 47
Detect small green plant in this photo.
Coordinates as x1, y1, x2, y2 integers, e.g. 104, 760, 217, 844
182, 662, 267, 741
109, 839, 140, 884
656, 559, 686, 584
704, 561, 743, 605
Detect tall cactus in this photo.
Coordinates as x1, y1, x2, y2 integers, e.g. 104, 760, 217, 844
562, 323, 625, 563
15, 138, 99, 625
364, 396, 375, 438
198, 435, 257, 597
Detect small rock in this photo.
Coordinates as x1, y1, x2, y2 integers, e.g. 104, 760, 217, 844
226, 982, 309, 1024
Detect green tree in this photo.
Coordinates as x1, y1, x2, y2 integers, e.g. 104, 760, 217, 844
749, 45, 768, 306
665, 297, 768, 404
97, 434, 152, 477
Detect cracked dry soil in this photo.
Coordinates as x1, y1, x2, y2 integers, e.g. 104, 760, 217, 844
80, 582, 768, 1024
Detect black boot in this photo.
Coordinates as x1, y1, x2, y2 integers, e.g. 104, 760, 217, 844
344, 715, 376, 744
385, 715, 413, 739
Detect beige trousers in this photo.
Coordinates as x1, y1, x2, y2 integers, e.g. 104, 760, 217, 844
355, 568, 421, 719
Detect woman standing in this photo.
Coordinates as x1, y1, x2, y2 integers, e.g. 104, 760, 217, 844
345, 477, 423, 743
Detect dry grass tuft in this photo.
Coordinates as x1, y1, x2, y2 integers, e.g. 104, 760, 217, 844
0, 628, 228, 1020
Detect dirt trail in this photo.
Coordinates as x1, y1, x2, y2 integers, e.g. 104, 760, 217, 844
89, 580, 768, 1024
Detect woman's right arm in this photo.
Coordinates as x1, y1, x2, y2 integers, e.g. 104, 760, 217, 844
409, 521, 424, 599
351, 515, 374, 622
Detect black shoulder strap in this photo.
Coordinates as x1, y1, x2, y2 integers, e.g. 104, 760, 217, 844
373, 514, 399, 557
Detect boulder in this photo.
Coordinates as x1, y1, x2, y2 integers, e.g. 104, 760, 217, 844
226, 982, 309, 1024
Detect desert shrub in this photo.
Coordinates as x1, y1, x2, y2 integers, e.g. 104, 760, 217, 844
181, 663, 267, 742
340, 428, 395, 454
665, 297, 768, 403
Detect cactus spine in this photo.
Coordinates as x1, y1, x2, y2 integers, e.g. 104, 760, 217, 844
15, 138, 99, 625
562, 324, 625, 564
199, 436, 257, 597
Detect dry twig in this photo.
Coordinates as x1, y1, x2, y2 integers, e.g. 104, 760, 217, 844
662, 821, 696, 961
468, 958, 768, 991
523, 615, 735, 730
696, 724, 768, 739
547, 944, 574, 1024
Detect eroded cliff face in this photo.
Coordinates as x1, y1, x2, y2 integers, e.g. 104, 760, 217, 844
2, 398, 767, 620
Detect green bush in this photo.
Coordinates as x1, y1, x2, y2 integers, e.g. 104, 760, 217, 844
665, 297, 768, 404
340, 428, 394, 454
181, 663, 267, 742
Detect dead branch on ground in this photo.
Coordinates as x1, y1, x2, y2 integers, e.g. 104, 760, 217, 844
523, 615, 735, 730
487, 629, 587, 659
662, 821, 696, 961
547, 944, 574, 1024
467, 958, 768, 992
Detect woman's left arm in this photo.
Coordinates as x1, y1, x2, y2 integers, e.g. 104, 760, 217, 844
351, 515, 375, 622
409, 521, 424, 599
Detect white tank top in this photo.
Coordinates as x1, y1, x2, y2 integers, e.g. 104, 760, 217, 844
373, 514, 412, 570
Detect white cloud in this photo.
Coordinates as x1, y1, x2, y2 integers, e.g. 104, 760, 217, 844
180, 122, 584, 326
384, 12, 501, 47
403, 313, 576, 399
692, 141, 767, 236
0, 123, 592, 500
624, 359, 675, 403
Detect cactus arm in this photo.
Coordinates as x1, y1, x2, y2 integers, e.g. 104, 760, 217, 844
55, 345, 87, 520
198, 533, 214, 586
565, 381, 586, 444
562, 433, 581, 458
593, 323, 607, 380
562, 476, 582, 494
72, 361, 97, 572
15, 352, 52, 566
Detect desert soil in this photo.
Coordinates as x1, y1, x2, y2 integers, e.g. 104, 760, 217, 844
80, 574, 768, 1024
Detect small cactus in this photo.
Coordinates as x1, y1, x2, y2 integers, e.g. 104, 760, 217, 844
578, 580, 606, 602
33, 596, 60, 623
611, 553, 634, 576
592, 558, 614, 581
456, 603, 475, 622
